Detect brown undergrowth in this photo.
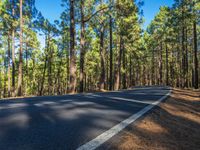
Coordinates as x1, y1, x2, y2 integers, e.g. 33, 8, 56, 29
100, 88, 200, 150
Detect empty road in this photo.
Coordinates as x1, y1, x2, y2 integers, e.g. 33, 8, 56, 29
0, 86, 170, 150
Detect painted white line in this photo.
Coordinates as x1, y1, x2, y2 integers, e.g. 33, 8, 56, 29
83, 94, 155, 105
76, 88, 171, 150
107, 96, 153, 105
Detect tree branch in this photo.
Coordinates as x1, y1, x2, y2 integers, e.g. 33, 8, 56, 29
84, 6, 113, 23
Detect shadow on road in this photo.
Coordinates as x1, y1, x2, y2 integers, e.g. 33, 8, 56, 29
99, 89, 200, 150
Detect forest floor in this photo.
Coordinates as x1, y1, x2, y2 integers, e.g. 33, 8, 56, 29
100, 88, 200, 150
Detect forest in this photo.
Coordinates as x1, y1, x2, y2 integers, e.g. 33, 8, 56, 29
0, 0, 199, 98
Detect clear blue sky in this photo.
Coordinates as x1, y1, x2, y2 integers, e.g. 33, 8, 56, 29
142, 0, 174, 29
35, 0, 174, 29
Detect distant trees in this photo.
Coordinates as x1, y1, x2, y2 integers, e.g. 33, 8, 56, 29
145, 0, 199, 89
0, 0, 199, 98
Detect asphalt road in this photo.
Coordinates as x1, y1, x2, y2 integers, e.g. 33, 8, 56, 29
0, 86, 170, 150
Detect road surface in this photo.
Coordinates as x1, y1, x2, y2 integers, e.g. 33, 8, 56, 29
0, 86, 170, 150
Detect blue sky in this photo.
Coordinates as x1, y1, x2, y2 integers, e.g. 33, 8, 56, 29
35, 0, 64, 23
35, 0, 174, 29
142, 0, 174, 29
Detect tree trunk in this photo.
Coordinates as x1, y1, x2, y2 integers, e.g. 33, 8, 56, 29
151, 49, 155, 85
39, 34, 49, 96
122, 43, 126, 89
129, 54, 132, 87
4, 57, 6, 98
32, 57, 36, 95
185, 28, 189, 87
66, 50, 70, 93
17, 0, 23, 96
11, 29, 15, 97
166, 44, 169, 86
99, 27, 105, 91
56, 59, 62, 95
40, 55, 47, 96
79, 0, 85, 93
109, 15, 113, 91
48, 46, 53, 95
25, 43, 28, 95
193, 21, 198, 89
106, 53, 109, 90
8, 35, 11, 97
11, 0, 16, 97
114, 36, 122, 90
69, 0, 76, 93
159, 42, 163, 85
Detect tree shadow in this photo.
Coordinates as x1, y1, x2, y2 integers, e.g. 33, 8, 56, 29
0, 92, 148, 150
98, 90, 200, 150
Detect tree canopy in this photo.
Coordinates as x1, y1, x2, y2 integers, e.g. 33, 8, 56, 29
0, 0, 199, 98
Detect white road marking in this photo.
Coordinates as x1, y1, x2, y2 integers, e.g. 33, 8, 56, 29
76, 88, 171, 150
83, 93, 155, 105
107, 96, 154, 105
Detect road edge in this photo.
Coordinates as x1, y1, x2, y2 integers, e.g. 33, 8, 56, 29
76, 87, 172, 150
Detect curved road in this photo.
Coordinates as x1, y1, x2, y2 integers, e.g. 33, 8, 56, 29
0, 86, 170, 150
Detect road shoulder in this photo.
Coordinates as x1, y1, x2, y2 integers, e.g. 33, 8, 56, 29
98, 88, 200, 150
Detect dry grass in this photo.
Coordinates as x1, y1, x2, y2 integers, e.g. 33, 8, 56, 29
101, 89, 200, 150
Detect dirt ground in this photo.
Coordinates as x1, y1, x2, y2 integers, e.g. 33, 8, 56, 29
100, 88, 200, 150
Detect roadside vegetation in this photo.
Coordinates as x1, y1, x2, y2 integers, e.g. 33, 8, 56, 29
100, 88, 200, 150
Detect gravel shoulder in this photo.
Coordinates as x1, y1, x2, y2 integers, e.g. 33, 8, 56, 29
99, 88, 200, 150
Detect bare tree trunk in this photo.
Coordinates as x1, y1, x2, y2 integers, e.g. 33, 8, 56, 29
25, 43, 28, 95
69, 0, 76, 93
32, 57, 36, 95
159, 42, 163, 85
40, 55, 47, 96
193, 21, 198, 89
17, 0, 23, 96
114, 36, 122, 90
166, 44, 169, 86
185, 28, 189, 87
79, 0, 85, 93
122, 43, 126, 89
106, 53, 109, 90
151, 49, 155, 85
180, 4, 185, 88
129, 54, 132, 87
11, 30, 15, 97
177, 42, 181, 88
48, 46, 53, 95
4, 55, 6, 97
11, 1, 16, 97
39, 35, 49, 96
8, 35, 11, 97
99, 26, 105, 90
56, 59, 62, 95
84, 72, 87, 91
109, 15, 113, 90
66, 51, 70, 93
